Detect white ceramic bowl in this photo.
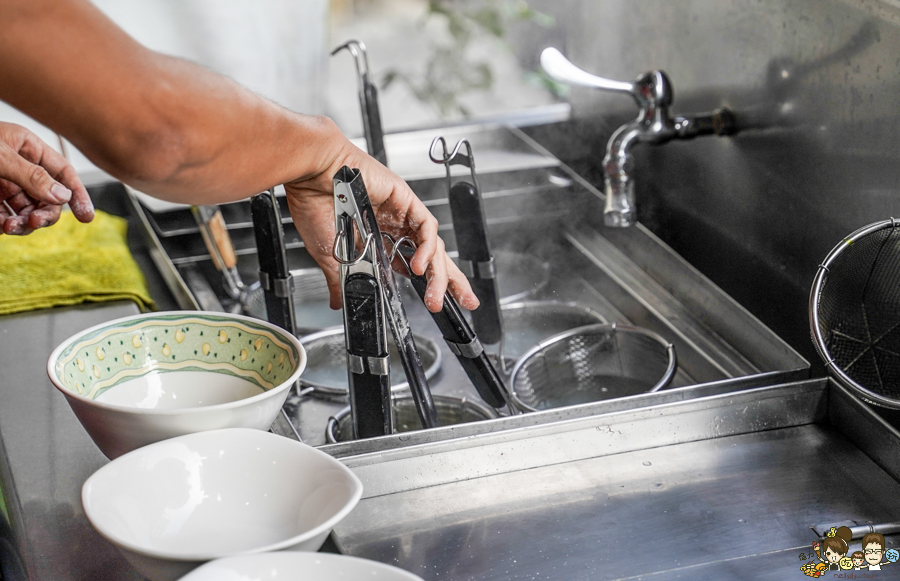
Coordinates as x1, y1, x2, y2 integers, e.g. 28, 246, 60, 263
82, 428, 363, 581
178, 552, 423, 581
47, 311, 306, 459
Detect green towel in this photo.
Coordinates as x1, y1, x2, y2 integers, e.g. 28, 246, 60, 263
0, 210, 155, 315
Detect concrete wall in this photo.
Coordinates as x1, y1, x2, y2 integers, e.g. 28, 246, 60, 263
520, 0, 900, 370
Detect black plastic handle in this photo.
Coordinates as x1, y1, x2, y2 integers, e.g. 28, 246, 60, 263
449, 180, 503, 344
363, 81, 387, 166
250, 191, 296, 335
406, 267, 508, 409
344, 271, 392, 439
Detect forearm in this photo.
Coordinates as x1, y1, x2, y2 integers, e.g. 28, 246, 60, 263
0, 0, 341, 204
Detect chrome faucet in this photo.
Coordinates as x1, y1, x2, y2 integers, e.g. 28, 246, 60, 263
541, 48, 737, 227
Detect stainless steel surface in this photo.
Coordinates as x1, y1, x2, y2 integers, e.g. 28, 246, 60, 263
517, 0, 900, 373
127, 187, 200, 311
810, 218, 900, 409
541, 47, 736, 228
480, 250, 551, 304
509, 322, 676, 412
0, 302, 146, 580
330, 378, 900, 579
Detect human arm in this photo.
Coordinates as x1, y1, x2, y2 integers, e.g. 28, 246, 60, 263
0, 0, 475, 311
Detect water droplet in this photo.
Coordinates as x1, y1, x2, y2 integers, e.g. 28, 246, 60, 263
642, 461, 652, 466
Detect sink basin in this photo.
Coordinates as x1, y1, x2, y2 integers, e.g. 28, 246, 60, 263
129, 123, 808, 447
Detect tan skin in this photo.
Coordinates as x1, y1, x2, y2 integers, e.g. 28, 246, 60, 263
0, 0, 477, 313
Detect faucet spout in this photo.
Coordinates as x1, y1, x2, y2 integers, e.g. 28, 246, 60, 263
540, 48, 738, 228
600, 104, 737, 227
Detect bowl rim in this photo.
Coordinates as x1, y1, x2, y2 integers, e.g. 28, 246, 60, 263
81, 428, 364, 561
46, 311, 307, 415
180, 551, 424, 580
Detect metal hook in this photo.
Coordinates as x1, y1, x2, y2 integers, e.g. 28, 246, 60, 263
429, 136, 479, 190
381, 233, 418, 277
332, 228, 376, 266
330, 39, 371, 79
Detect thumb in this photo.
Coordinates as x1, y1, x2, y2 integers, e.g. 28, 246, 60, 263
0, 144, 71, 204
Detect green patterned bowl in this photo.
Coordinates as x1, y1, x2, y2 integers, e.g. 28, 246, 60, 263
47, 311, 306, 459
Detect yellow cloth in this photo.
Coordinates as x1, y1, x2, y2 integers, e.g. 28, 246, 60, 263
0, 210, 155, 315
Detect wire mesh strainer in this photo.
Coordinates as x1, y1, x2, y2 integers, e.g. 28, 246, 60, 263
810, 218, 900, 408
510, 323, 676, 412
298, 327, 442, 401
245, 267, 343, 334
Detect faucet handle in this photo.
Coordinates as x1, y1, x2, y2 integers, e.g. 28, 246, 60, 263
541, 48, 634, 95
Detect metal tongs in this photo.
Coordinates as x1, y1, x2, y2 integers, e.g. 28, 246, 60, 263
333, 167, 438, 437
430, 137, 508, 372
386, 235, 513, 412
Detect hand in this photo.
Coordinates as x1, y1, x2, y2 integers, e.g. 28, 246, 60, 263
0, 122, 93, 235
283, 128, 478, 314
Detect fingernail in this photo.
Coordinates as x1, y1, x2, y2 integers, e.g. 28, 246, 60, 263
50, 183, 72, 204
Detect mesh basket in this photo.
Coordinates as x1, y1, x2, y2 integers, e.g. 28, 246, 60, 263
510, 323, 676, 412
245, 268, 344, 334
298, 327, 442, 400
326, 394, 499, 443
488, 301, 608, 371
810, 219, 900, 407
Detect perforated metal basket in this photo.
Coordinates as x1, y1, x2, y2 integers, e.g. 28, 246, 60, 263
810, 218, 900, 408
326, 394, 500, 443
510, 323, 677, 412
298, 327, 442, 401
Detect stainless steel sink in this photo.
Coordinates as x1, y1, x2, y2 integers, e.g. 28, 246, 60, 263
128, 122, 808, 446
329, 378, 900, 580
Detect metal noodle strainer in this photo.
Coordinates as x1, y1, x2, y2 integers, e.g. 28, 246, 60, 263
326, 394, 499, 443
245, 267, 344, 335
810, 218, 900, 408
298, 327, 442, 401
510, 323, 677, 412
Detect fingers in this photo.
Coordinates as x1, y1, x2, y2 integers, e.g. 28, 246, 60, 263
446, 260, 480, 311
0, 141, 72, 206
409, 212, 438, 277
415, 235, 480, 313
322, 263, 343, 310
18, 133, 95, 223
55, 164, 94, 223
0, 125, 94, 230
27, 203, 63, 230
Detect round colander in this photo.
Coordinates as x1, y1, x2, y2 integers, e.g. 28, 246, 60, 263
509, 323, 677, 412
810, 218, 900, 408
298, 327, 442, 401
